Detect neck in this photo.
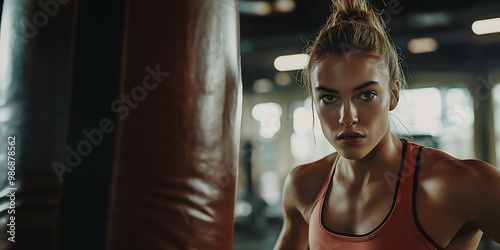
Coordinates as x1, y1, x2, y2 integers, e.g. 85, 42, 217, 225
337, 131, 403, 185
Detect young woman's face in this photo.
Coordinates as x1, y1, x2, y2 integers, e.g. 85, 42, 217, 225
311, 53, 396, 160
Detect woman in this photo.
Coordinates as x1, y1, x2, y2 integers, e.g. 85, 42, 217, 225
273, 0, 500, 249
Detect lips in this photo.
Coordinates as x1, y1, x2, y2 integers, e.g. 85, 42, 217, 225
337, 132, 365, 139
337, 132, 365, 146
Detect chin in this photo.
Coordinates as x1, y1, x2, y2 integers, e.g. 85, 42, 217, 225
335, 147, 369, 160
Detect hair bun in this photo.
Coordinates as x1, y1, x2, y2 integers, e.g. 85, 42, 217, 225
336, 9, 369, 23
327, 0, 378, 27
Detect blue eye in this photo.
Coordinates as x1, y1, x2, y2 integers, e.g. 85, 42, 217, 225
320, 95, 338, 103
360, 91, 376, 100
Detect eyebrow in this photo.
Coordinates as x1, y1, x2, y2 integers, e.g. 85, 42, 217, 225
314, 81, 380, 93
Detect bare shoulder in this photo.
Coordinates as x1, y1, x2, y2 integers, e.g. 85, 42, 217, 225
419, 147, 500, 218
420, 147, 500, 241
420, 147, 500, 187
283, 152, 338, 221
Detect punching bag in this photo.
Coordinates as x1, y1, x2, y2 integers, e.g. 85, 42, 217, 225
108, 0, 243, 250
0, 0, 241, 249
104, 0, 242, 249
0, 0, 77, 249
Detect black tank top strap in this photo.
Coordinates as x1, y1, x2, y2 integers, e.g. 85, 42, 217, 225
399, 140, 424, 206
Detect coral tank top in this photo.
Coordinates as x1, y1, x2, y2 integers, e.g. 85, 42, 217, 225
308, 140, 442, 249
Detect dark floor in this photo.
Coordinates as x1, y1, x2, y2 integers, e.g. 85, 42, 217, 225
234, 219, 500, 250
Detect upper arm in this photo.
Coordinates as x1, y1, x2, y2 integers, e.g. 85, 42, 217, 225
273, 168, 310, 250
447, 160, 500, 243
468, 161, 500, 243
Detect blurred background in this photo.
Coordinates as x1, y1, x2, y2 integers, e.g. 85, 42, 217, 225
233, 0, 500, 249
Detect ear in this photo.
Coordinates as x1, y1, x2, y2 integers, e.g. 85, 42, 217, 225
389, 80, 400, 111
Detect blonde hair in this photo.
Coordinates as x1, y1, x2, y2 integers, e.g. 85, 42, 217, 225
302, 0, 406, 100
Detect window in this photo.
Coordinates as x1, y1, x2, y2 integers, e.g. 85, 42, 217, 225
491, 84, 500, 163
391, 87, 474, 158
290, 98, 334, 166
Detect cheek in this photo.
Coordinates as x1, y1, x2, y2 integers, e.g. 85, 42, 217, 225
317, 106, 339, 125
361, 103, 391, 136
358, 97, 391, 122
361, 103, 387, 119
316, 106, 340, 140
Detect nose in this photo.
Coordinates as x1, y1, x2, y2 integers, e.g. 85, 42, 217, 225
339, 102, 358, 127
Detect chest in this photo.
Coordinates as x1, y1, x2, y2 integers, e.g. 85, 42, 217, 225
322, 180, 396, 236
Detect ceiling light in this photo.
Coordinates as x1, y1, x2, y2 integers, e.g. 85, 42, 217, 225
239, 1, 272, 16
253, 79, 274, 93
274, 53, 309, 71
407, 12, 452, 28
275, 0, 295, 13
275, 72, 292, 86
407, 37, 438, 54
472, 17, 500, 35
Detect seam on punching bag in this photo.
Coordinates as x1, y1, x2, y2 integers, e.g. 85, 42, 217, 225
58, 1, 125, 250
105, 0, 131, 249
56, 0, 80, 248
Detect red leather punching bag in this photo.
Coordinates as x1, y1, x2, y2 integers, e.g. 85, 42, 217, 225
105, 1, 241, 250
